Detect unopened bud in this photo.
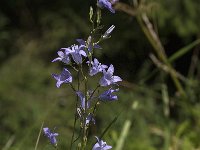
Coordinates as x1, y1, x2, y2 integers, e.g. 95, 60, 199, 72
102, 25, 115, 39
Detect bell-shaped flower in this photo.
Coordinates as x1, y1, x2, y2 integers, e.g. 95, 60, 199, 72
52, 49, 71, 64
88, 58, 108, 76
76, 37, 101, 52
99, 88, 119, 101
97, 0, 115, 13
92, 136, 112, 150
70, 44, 87, 64
43, 127, 59, 146
52, 68, 72, 88
99, 64, 122, 86
76, 91, 90, 109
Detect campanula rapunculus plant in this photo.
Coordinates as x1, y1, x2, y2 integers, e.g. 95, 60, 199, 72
43, 0, 121, 149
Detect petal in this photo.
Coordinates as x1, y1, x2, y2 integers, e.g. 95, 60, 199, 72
52, 57, 62, 62
72, 53, 82, 64
56, 81, 63, 88
76, 39, 86, 45
112, 76, 122, 83
104, 145, 112, 149
92, 143, 100, 150
94, 44, 102, 49
94, 58, 99, 64
76, 91, 89, 109
101, 65, 108, 69
43, 127, 50, 135
107, 64, 114, 75
79, 50, 87, 57
61, 48, 73, 54
57, 51, 64, 57
89, 68, 98, 76
52, 73, 60, 81
99, 77, 110, 86
62, 57, 70, 64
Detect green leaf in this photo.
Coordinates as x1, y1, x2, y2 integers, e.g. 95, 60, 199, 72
169, 39, 200, 63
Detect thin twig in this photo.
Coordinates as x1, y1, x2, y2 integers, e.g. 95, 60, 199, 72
34, 122, 44, 150
149, 54, 187, 82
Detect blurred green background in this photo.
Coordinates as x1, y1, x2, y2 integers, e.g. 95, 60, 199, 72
0, 0, 200, 149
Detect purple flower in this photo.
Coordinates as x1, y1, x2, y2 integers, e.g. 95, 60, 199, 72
99, 64, 122, 86
102, 25, 115, 39
92, 136, 112, 150
61, 44, 86, 64
99, 88, 119, 101
76, 91, 90, 109
52, 49, 71, 64
52, 68, 72, 88
88, 58, 108, 76
97, 0, 115, 13
76, 37, 101, 52
43, 127, 58, 146
71, 44, 87, 64
86, 113, 95, 125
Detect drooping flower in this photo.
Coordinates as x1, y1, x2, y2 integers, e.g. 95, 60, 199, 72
102, 25, 115, 39
52, 49, 71, 64
76, 91, 90, 109
52, 68, 72, 88
99, 64, 122, 86
92, 136, 112, 150
87, 58, 108, 76
86, 113, 96, 125
97, 0, 115, 13
99, 88, 119, 101
76, 36, 101, 52
43, 127, 58, 146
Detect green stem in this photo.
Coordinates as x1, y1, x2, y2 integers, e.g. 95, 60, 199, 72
70, 70, 80, 150
136, 14, 186, 97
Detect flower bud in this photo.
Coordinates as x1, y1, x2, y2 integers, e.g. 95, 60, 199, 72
102, 25, 115, 39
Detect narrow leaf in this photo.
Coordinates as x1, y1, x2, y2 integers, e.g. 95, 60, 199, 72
169, 39, 200, 63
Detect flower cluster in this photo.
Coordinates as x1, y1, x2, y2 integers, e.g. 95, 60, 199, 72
43, 1, 120, 149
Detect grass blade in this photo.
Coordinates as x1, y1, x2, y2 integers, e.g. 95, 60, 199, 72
169, 39, 200, 63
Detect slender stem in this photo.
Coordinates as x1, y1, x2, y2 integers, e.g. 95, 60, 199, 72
70, 83, 76, 92
34, 122, 44, 150
89, 85, 100, 100
70, 70, 80, 150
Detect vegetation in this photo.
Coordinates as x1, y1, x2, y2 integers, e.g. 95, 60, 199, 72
0, 0, 200, 149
